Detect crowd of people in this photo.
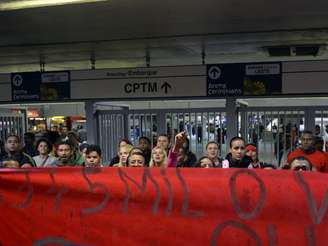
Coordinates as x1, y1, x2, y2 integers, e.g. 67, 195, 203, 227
0, 126, 328, 172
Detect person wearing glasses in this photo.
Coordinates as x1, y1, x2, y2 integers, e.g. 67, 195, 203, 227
289, 156, 314, 171
287, 131, 328, 172
222, 137, 252, 168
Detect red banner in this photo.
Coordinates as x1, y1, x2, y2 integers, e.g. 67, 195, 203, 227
0, 168, 328, 245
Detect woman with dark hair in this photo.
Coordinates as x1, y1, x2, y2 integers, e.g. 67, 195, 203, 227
33, 138, 57, 167
138, 136, 151, 165
176, 138, 197, 167
222, 137, 252, 168
166, 131, 192, 168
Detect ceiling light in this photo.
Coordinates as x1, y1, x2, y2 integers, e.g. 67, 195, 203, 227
0, 0, 106, 11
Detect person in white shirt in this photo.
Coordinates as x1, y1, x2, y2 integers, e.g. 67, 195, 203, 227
33, 138, 57, 167
323, 125, 328, 152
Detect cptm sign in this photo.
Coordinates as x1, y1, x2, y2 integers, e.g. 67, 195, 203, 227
124, 81, 172, 94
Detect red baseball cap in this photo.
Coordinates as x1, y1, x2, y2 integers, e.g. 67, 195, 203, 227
245, 145, 257, 152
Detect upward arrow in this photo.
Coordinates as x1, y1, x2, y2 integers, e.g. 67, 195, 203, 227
13, 74, 23, 87
210, 68, 219, 77
161, 82, 172, 94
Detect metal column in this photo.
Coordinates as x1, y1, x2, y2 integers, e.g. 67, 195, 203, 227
85, 101, 97, 144
304, 109, 315, 132
239, 109, 247, 139
226, 98, 238, 152
157, 111, 166, 135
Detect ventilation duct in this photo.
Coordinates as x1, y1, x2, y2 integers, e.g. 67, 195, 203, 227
265, 44, 324, 57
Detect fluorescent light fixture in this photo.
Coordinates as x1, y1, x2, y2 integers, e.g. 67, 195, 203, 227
0, 0, 106, 11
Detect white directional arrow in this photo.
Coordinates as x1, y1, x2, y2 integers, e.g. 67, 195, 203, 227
13, 74, 23, 87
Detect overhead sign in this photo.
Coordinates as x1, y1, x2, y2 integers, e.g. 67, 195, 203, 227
207, 64, 244, 96
7, 60, 328, 102
71, 66, 207, 99
41, 72, 69, 83
11, 71, 70, 101
123, 81, 172, 94
245, 63, 281, 75
207, 62, 282, 97
0, 168, 328, 245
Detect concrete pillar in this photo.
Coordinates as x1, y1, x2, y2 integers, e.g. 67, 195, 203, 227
123, 110, 129, 139
304, 108, 315, 132
157, 111, 166, 135
85, 101, 97, 144
239, 110, 247, 140
226, 98, 238, 152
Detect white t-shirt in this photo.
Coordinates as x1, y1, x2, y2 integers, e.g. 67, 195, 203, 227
33, 155, 57, 167
323, 131, 328, 151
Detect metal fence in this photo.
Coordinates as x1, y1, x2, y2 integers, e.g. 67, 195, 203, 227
0, 112, 26, 143
164, 110, 227, 159
315, 109, 328, 137
96, 105, 328, 166
96, 108, 227, 164
97, 111, 126, 164
238, 106, 328, 166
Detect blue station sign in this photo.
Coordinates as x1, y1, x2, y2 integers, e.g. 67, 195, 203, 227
207, 62, 282, 97
11, 71, 70, 101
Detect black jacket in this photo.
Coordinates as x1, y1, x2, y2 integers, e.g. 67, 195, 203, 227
224, 153, 252, 168
177, 151, 197, 167
0, 151, 35, 167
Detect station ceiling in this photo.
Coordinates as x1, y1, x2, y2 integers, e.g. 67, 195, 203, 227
0, 0, 328, 72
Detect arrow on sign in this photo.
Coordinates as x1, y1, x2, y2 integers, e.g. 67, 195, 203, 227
161, 82, 172, 94
13, 74, 23, 87
208, 66, 221, 80
211, 69, 219, 77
